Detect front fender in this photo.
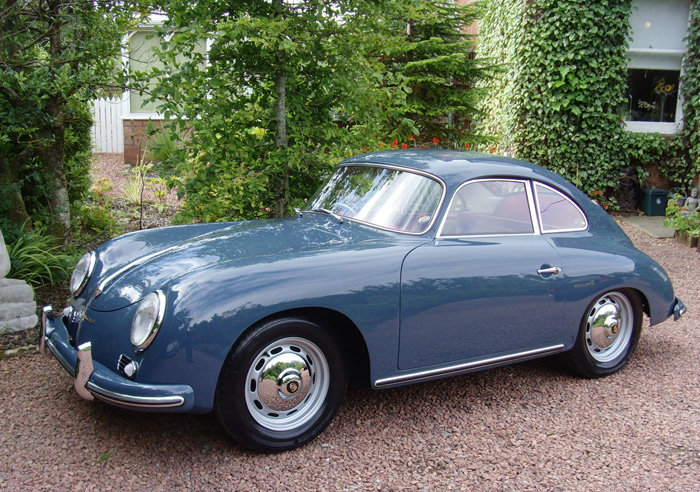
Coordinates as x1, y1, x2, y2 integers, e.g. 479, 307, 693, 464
138, 242, 416, 411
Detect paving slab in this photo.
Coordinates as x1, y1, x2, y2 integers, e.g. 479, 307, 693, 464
619, 215, 675, 239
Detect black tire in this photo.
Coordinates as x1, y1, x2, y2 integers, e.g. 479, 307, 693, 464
215, 316, 347, 453
564, 290, 643, 379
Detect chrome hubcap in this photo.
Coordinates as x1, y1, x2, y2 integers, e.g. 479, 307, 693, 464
585, 292, 633, 363
245, 337, 329, 431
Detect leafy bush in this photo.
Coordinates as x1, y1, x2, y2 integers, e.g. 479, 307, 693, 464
6, 229, 72, 287
474, 0, 700, 205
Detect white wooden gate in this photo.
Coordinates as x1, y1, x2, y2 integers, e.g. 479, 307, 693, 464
91, 97, 127, 153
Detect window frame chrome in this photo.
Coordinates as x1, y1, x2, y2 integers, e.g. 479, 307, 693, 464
436, 178, 540, 239
436, 178, 588, 239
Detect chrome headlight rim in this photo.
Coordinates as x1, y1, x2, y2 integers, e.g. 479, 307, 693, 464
70, 252, 96, 297
130, 290, 166, 351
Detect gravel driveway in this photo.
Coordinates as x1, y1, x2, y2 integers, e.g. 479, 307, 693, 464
1, 222, 698, 491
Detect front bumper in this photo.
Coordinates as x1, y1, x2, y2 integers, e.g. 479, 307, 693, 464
40, 306, 195, 412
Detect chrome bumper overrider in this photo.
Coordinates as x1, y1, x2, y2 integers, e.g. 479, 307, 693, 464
41, 306, 192, 410
672, 298, 686, 321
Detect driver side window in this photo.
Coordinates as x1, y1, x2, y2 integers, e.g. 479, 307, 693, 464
441, 180, 534, 236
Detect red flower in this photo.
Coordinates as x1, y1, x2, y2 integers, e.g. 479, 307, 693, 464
401, 143, 408, 149
490, 146, 497, 153
379, 142, 384, 147
392, 140, 399, 147
363, 146, 368, 151
432, 137, 440, 144
464, 142, 471, 149
409, 135, 414, 140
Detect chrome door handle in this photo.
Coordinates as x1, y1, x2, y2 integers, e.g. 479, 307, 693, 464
537, 266, 562, 275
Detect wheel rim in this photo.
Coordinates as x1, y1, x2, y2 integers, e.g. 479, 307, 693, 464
585, 292, 634, 363
244, 337, 330, 432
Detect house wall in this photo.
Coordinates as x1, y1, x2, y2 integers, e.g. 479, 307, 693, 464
123, 119, 163, 165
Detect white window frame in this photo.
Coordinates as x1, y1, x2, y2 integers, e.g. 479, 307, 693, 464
623, 0, 692, 135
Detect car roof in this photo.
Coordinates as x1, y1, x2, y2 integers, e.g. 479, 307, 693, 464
341, 150, 571, 191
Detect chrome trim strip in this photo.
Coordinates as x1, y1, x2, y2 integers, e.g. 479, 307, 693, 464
374, 344, 565, 388
95, 245, 179, 297
525, 181, 542, 235
85, 382, 186, 408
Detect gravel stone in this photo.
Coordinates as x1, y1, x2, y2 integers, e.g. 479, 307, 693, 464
1, 205, 699, 490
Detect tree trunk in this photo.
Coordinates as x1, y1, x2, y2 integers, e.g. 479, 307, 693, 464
0, 154, 32, 233
37, 97, 70, 239
273, 70, 289, 218
271, 0, 289, 219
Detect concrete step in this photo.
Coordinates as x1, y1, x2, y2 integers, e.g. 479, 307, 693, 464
0, 278, 35, 303
1, 314, 38, 332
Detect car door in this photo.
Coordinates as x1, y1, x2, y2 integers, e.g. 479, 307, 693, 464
398, 179, 566, 370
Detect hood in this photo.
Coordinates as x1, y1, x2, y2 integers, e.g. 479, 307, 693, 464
87, 215, 391, 311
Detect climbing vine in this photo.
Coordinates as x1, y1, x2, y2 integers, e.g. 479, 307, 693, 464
665, 2, 700, 191
475, 0, 700, 208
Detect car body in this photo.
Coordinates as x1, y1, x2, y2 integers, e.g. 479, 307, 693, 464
42, 150, 685, 452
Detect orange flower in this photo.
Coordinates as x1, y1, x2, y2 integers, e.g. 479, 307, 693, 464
409, 135, 414, 140
379, 142, 384, 147
464, 142, 471, 149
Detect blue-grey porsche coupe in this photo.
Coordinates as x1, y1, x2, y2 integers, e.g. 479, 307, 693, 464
41, 150, 685, 452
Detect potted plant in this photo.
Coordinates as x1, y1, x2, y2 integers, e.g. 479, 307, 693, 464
665, 193, 700, 247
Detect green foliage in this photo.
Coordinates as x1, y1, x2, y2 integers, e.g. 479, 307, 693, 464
6, 229, 72, 287
476, 0, 700, 205
17, 99, 96, 228
145, 0, 363, 220
665, 194, 700, 236
359, 0, 490, 147
70, 199, 122, 241
144, 0, 491, 222
65, 102, 95, 205
478, 0, 633, 203
667, 3, 700, 190
0, 0, 147, 239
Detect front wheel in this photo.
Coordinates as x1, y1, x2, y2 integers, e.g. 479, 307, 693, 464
215, 317, 347, 453
564, 290, 643, 379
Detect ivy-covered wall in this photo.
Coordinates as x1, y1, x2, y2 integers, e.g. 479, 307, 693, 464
676, 3, 700, 184
475, 0, 700, 209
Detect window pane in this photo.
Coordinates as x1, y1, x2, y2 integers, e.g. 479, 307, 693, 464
625, 69, 679, 123
628, 0, 691, 52
307, 166, 443, 234
442, 180, 533, 236
535, 183, 587, 232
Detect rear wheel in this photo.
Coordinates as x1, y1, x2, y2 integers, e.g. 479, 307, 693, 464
565, 290, 643, 378
215, 317, 347, 453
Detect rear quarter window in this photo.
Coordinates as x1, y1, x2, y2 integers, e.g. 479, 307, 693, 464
535, 183, 587, 232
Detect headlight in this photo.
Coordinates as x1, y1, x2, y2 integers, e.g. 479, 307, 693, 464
70, 252, 96, 297
130, 291, 166, 351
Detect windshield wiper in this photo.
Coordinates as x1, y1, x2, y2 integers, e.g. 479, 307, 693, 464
308, 208, 344, 224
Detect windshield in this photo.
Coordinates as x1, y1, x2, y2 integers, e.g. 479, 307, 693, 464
307, 165, 443, 234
